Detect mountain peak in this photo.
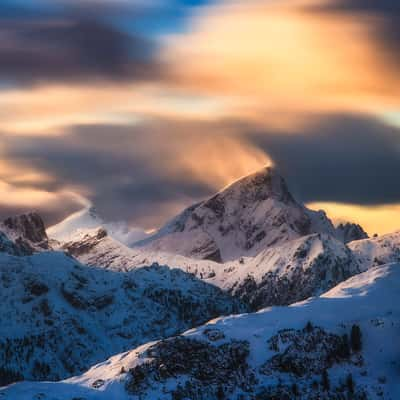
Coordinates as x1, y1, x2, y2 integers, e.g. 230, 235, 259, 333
223, 166, 294, 204
138, 167, 321, 261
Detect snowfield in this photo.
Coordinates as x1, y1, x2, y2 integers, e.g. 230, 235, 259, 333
2, 263, 399, 399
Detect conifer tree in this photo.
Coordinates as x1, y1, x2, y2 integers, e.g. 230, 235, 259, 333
322, 369, 330, 391
340, 334, 350, 358
346, 373, 354, 395
351, 325, 362, 352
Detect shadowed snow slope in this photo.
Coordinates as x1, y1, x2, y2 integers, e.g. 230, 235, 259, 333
3, 263, 399, 399
0, 250, 244, 382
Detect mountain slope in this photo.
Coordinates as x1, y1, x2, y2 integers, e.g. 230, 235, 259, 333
134, 167, 349, 262
5, 263, 399, 399
60, 229, 361, 310
0, 250, 244, 383
349, 231, 400, 271
224, 233, 361, 309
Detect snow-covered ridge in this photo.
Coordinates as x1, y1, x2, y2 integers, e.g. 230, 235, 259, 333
349, 230, 400, 272
60, 228, 362, 310
4, 263, 399, 399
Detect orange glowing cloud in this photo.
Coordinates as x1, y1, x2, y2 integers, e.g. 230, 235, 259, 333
163, 0, 400, 126
308, 202, 400, 236
0, 82, 236, 135
171, 134, 271, 190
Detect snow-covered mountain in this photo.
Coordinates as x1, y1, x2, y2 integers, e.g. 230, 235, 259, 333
134, 167, 362, 262
0, 248, 244, 384
48, 206, 148, 247
5, 263, 399, 399
349, 231, 400, 271
42, 168, 374, 312
59, 228, 362, 310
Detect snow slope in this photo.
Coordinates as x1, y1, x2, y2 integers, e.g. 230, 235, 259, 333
48, 206, 148, 247
349, 231, 400, 271
0, 250, 244, 383
4, 263, 399, 399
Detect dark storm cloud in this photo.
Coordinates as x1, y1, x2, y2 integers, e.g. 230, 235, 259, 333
0, 3, 159, 86
251, 114, 400, 205
1, 123, 214, 227
2, 114, 400, 228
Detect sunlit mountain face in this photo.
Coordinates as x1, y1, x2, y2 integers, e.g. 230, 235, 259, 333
0, 0, 399, 234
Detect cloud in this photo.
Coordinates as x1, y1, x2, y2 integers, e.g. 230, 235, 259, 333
2, 112, 400, 231
0, 83, 235, 135
0, 0, 398, 235
1, 120, 270, 227
0, 180, 85, 226
0, 2, 159, 86
250, 113, 400, 206
162, 0, 400, 125
307, 202, 400, 236
309, 0, 400, 63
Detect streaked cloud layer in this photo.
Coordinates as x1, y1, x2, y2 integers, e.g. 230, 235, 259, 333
0, 0, 399, 233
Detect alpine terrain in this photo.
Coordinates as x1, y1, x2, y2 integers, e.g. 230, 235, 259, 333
0, 167, 399, 400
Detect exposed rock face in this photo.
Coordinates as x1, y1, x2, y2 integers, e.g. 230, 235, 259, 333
63, 228, 108, 257
136, 167, 341, 262
0, 213, 49, 254
336, 223, 368, 243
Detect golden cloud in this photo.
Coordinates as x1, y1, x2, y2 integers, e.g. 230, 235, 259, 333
308, 201, 400, 236
162, 0, 400, 127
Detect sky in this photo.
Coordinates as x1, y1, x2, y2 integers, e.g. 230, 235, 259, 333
0, 0, 399, 235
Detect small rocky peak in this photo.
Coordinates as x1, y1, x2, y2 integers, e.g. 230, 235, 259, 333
336, 223, 368, 243
3, 212, 48, 244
